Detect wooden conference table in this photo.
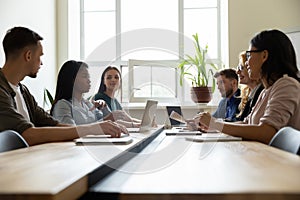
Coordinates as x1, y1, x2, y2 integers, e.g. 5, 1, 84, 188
0, 127, 300, 200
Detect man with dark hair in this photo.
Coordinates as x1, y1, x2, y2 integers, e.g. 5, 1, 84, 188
212, 68, 241, 122
0, 27, 127, 146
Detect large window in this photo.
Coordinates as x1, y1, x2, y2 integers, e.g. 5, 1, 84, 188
80, 0, 222, 104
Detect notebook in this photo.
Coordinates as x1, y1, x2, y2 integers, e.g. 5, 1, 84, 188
127, 100, 158, 133
75, 134, 133, 145
185, 133, 242, 142
165, 127, 202, 136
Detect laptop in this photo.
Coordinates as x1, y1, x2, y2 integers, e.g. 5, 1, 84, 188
166, 106, 185, 127
127, 100, 158, 133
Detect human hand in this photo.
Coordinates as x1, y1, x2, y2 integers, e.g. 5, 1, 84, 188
185, 119, 200, 131
90, 100, 106, 111
194, 112, 214, 129
98, 120, 128, 138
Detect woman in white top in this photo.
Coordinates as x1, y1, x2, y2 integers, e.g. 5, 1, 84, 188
193, 29, 300, 144
51, 60, 136, 127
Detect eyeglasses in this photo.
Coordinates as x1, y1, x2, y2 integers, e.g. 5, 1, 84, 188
246, 49, 264, 60
236, 65, 245, 71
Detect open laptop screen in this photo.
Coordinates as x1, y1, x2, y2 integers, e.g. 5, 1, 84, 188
166, 106, 185, 126
127, 100, 158, 133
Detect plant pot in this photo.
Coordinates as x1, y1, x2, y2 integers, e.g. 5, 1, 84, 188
190, 86, 212, 103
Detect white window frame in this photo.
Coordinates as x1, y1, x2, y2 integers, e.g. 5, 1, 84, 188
127, 59, 181, 103
78, 0, 223, 104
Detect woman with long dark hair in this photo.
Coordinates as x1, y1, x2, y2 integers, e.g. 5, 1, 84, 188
95, 66, 123, 111
94, 66, 141, 125
51, 61, 138, 128
51, 60, 108, 125
194, 29, 300, 144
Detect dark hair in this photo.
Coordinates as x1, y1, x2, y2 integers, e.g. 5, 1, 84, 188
2, 27, 43, 59
50, 60, 88, 115
250, 29, 300, 85
97, 66, 121, 93
214, 68, 239, 82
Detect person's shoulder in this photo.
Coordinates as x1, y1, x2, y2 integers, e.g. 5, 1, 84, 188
94, 92, 107, 100
52, 99, 72, 116
115, 99, 122, 108
0, 74, 12, 94
0, 68, 6, 83
218, 97, 226, 105
274, 75, 300, 88
270, 75, 300, 98
55, 99, 72, 107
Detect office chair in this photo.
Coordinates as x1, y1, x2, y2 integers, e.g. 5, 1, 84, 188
269, 127, 300, 155
0, 130, 29, 153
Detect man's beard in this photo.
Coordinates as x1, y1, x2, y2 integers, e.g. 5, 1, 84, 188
28, 73, 37, 78
225, 88, 233, 98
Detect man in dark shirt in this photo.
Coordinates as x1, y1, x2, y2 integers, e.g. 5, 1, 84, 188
212, 69, 241, 122
0, 26, 127, 146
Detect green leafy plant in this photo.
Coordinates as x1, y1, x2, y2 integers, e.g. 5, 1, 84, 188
178, 33, 219, 91
43, 88, 54, 109
43, 88, 94, 109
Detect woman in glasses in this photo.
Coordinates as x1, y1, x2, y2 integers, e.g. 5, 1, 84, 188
193, 29, 300, 144
236, 51, 264, 121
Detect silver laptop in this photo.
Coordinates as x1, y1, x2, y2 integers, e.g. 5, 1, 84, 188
127, 100, 158, 133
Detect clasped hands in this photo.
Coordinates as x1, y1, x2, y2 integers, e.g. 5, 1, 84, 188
89, 99, 107, 110
186, 112, 216, 132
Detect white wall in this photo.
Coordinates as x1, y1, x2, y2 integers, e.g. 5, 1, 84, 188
286, 28, 300, 70
228, 0, 300, 67
57, 0, 81, 74
0, 0, 57, 109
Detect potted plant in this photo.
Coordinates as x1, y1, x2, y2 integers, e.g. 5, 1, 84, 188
178, 33, 219, 103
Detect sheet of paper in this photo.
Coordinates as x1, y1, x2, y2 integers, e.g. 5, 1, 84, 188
169, 111, 186, 124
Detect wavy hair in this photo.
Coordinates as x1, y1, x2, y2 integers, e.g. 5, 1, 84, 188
237, 51, 250, 117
